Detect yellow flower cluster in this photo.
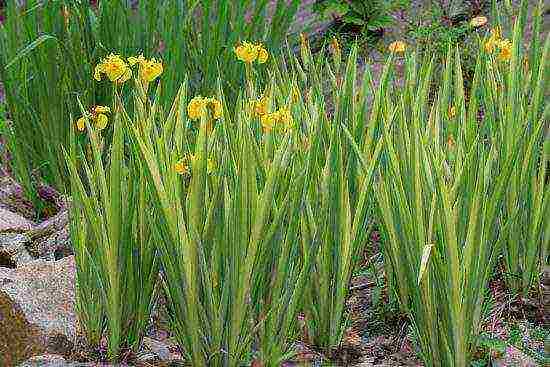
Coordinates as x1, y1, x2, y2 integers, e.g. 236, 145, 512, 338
175, 154, 216, 176
234, 41, 269, 64
128, 54, 164, 82
330, 37, 341, 57
448, 106, 457, 119
251, 94, 269, 117
260, 107, 293, 133
187, 96, 223, 121
388, 40, 406, 54
484, 28, 512, 61
94, 54, 132, 84
75, 106, 111, 132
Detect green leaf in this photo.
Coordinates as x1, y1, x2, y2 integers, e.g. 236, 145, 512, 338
324, 2, 350, 17
418, 243, 434, 285
343, 14, 366, 26
6, 35, 58, 69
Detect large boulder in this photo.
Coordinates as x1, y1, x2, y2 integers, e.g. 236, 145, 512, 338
0, 207, 34, 233
0, 256, 76, 366
0, 233, 33, 267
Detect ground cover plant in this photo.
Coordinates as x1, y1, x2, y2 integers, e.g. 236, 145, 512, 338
0, 0, 548, 366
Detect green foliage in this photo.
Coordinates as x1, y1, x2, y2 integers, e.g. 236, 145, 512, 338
121, 75, 315, 366
376, 49, 517, 367
406, 0, 482, 79
408, 20, 471, 55
9, 1, 549, 366
0, 0, 299, 209
314, 0, 407, 35
374, 2, 548, 365
65, 88, 159, 357
282, 44, 383, 351
496, 0, 549, 295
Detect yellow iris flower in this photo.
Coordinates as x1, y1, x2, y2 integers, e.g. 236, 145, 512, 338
257, 47, 269, 64
484, 27, 501, 53
187, 96, 223, 121
260, 113, 276, 132
75, 105, 111, 132
497, 39, 512, 61
484, 28, 512, 62
94, 54, 132, 84
128, 54, 163, 82
260, 107, 293, 133
448, 106, 457, 119
175, 155, 192, 175
252, 95, 269, 117
234, 41, 269, 64
175, 154, 216, 175
277, 108, 293, 131
388, 41, 406, 54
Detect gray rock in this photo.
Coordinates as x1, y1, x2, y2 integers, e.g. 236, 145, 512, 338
17, 354, 67, 367
0, 233, 33, 267
33, 208, 69, 235
0, 177, 36, 220
142, 336, 182, 361
0, 256, 76, 366
28, 209, 72, 260
0, 207, 35, 233
32, 227, 72, 260
18, 354, 131, 367
493, 345, 539, 367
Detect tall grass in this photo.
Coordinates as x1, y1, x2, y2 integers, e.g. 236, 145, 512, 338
65, 89, 159, 358
374, 6, 548, 364
491, 0, 549, 295
27, 2, 548, 365
376, 50, 513, 367
0, 0, 299, 208
274, 43, 385, 350
121, 73, 316, 365
0, 1, 93, 207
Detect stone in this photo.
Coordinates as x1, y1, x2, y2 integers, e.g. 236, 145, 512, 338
0, 256, 76, 366
493, 345, 539, 367
28, 209, 72, 260
0, 177, 36, 219
17, 354, 67, 367
142, 336, 182, 361
0, 207, 34, 233
33, 227, 72, 260
17, 354, 129, 367
0, 233, 33, 267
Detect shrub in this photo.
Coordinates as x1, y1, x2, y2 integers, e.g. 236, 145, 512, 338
313, 0, 408, 36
